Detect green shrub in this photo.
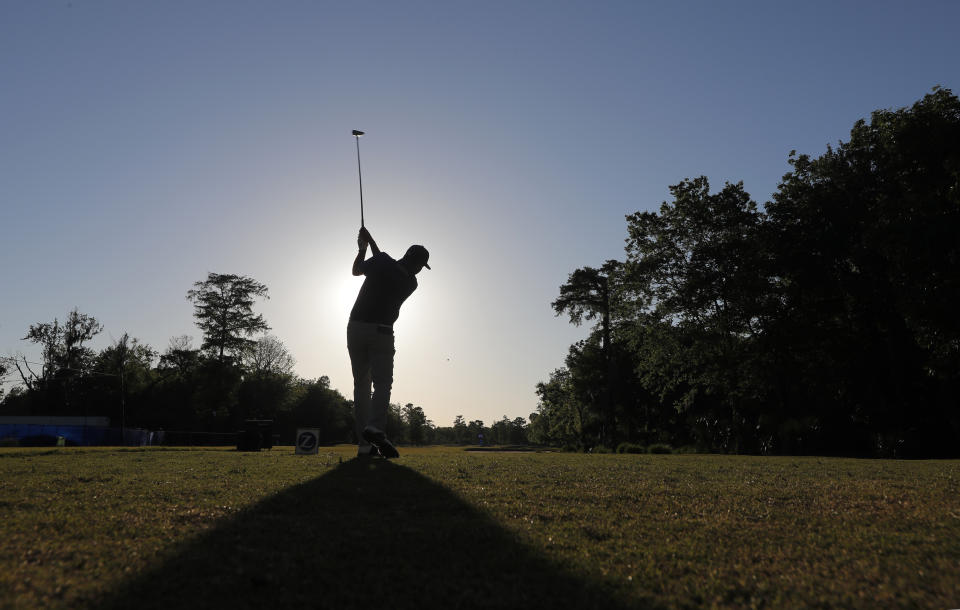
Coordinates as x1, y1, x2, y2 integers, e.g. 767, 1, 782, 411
616, 442, 645, 454
647, 443, 673, 454
591, 445, 613, 454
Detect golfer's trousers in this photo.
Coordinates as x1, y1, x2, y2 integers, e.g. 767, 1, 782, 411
347, 321, 395, 448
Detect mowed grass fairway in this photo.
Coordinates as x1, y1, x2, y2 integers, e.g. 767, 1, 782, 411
1, 447, 958, 609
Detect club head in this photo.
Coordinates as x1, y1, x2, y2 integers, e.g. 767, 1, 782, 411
352, 130, 365, 137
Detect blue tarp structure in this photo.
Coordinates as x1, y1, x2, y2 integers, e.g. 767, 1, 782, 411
0, 416, 163, 447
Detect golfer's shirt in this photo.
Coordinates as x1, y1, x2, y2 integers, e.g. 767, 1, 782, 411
349, 252, 417, 326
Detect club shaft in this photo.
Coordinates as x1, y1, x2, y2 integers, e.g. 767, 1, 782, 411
355, 135, 364, 227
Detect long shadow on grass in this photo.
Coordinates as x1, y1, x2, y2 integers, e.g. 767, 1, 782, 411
95, 458, 652, 610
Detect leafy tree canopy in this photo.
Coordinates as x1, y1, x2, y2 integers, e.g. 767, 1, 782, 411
541, 87, 960, 457
187, 273, 270, 363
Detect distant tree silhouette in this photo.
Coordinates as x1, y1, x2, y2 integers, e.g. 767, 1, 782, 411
16, 309, 102, 391
489, 415, 528, 445
0, 300, 364, 444
158, 335, 200, 376
91, 333, 157, 428
453, 415, 468, 444
247, 335, 295, 376
533, 368, 586, 448
279, 376, 352, 444
187, 273, 270, 363
7, 309, 104, 414
402, 403, 429, 445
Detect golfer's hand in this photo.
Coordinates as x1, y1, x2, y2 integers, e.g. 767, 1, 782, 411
358, 226, 380, 255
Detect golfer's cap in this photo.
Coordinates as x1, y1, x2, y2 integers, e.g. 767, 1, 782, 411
405, 245, 430, 269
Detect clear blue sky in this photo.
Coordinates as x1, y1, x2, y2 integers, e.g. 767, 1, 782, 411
2, 1, 958, 427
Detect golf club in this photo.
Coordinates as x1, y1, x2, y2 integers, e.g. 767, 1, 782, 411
352, 129, 365, 227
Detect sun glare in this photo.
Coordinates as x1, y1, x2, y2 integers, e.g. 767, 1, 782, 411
330, 273, 362, 321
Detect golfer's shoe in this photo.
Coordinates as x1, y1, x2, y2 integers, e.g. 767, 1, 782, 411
362, 426, 400, 459
357, 445, 383, 459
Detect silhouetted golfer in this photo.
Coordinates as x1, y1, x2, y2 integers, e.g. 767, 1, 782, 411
348, 226, 429, 458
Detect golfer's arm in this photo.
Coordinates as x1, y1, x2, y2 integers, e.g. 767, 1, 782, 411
367, 237, 380, 256
352, 248, 367, 276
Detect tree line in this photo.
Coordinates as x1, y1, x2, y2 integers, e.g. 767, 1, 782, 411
1, 273, 527, 445
532, 88, 960, 458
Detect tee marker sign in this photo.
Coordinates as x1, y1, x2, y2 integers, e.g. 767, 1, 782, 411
295, 429, 319, 455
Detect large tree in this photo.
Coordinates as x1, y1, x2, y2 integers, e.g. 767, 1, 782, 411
552, 260, 623, 446
187, 273, 270, 363
623, 178, 771, 452
765, 86, 960, 456
546, 88, 960, 457
8, 309, 103, 414
14, 309, 103, 390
